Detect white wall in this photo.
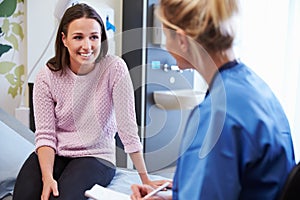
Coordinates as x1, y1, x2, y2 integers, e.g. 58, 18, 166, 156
26, 0, 57, 83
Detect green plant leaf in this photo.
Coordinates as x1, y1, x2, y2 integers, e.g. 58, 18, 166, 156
0, 44, 12, 57
13, 10, 24, 18
0, 61, 16, 74
5, 73, 16, 85
11, 22, 24, 40
0, 0, 17, 17
14, 64, 24, 77
5, 34, 19, 50
14, 65, 24, 95
1, 19, 10, 34
8, 85, 18, 98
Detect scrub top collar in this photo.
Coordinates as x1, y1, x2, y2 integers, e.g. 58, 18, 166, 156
206, 59, 240, 97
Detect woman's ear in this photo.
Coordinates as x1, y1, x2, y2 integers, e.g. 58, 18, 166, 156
61, 32, 67, 47
176, 29, 188, 52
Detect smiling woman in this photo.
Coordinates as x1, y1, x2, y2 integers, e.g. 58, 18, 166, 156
46, 3, 108, 75
61, 17, 102, 75
12, 3, 167, 200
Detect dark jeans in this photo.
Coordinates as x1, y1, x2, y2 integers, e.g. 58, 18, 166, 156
13, 152, 116, 200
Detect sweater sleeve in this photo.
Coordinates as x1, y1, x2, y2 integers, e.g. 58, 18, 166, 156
33, 67, 57, 152
111, 58, 143, 153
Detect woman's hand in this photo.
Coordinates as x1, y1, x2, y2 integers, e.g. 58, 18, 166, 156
41, 177, 59, 200
37, 146, 57, 200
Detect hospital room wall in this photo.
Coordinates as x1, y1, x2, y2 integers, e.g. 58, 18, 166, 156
1, 0, 299, 164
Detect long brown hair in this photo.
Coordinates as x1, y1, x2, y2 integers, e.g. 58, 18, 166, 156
47, 3, 108, 73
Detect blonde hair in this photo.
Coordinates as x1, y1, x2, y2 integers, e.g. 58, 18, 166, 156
158, 0, 239, 52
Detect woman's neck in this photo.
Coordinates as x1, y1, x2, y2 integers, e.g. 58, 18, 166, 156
69, 63, 96, 75
210, 49, 236, 69
202, 48, 236, 85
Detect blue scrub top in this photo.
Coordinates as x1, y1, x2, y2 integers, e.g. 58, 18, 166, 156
173, 62, 295, 200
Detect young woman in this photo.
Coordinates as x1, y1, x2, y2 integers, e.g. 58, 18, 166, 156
131, 0, 296, 199
13, 3, 165, 200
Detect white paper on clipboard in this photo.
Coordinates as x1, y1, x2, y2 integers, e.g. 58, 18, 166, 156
85, 184, 130, 200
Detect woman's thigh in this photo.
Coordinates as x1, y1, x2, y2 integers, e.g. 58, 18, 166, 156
50, 157, 116, 200
12, 152, 42, 200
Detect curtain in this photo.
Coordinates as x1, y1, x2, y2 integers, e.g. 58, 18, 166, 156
0, 0, 25, 115
284, 0, 300, 163
235, 0, 300, 162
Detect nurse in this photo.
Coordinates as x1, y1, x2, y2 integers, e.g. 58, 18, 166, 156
131, 0, 296, 199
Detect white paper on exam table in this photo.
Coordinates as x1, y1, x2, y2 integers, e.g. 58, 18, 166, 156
85, 184, 130, 200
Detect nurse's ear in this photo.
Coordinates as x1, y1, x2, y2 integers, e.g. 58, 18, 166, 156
176, 29, 189, 53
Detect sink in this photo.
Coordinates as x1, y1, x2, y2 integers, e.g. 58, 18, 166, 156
153, 89, 206, 110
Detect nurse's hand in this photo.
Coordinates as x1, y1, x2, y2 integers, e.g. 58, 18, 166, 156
130, 184, 172, 200
143, 179, 172, 191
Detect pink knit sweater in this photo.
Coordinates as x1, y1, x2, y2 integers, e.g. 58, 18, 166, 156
33, 55, 142, 165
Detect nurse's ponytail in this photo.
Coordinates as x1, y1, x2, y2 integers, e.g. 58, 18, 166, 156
207, 0, 239, 29
159, 0, 239, 52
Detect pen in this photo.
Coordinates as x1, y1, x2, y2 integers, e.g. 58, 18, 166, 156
143, 181, 170, 200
